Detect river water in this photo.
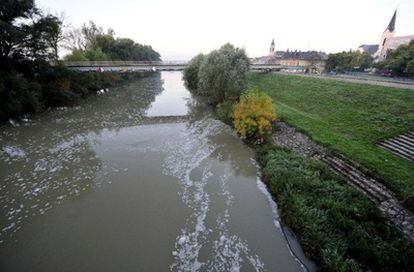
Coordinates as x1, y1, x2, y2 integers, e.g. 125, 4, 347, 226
0, 72, 313, 271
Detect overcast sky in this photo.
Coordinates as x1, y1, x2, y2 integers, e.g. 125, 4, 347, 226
36, 0, 414, 60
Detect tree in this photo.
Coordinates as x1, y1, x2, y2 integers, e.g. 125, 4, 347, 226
63, 22, 161, 61
46, 12, 67, 60
376, 41, 414, 77
0, 0, 63, 62
197, 43, 250, 103
0, 0, 36, 60
232, 89, 277, 139
326, 51, 372, 73
183, 53, 204, 90
23, 13, 62, 61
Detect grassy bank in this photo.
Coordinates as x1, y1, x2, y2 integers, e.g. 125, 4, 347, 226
256, 144, 414, 271
249, 73, 414, 205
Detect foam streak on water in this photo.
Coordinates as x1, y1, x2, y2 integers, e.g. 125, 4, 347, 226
206, 171, 264, 272
158, 117, 266, 272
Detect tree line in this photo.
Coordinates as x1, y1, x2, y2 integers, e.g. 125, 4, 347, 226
326, 42, 414, 78
0, 0, 160, 121
63, 21, 161, 62
325, 51, 373, 73
375, 41, 414, 77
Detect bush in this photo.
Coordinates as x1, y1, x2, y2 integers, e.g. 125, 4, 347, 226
232, 89, 277, 139
183, 53, 204, 91
257, 145, 414, 271
0, 62, 153, 121
197, 43, 249, 104
216, 99, 234, 125
0, 71, 42, 119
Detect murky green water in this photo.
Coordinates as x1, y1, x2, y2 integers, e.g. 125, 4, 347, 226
0, 72, 313, 271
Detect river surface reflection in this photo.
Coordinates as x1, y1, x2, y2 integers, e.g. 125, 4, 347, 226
0, 72, 314, 271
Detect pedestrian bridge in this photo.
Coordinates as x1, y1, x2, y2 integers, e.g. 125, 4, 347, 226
61, 61, 291, 72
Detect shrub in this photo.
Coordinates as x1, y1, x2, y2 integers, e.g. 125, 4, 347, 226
257, 145, 414, 272
0, 71, 42, 120
183, 53, 204, 91
232, 89, 277, 139
216, 99, 234, 125
198, 43, 249, 104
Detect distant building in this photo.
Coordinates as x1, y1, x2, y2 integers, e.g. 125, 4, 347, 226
357, 44, 379, 55
252, 39, 328, 73
269, 38, 275, 57
359, 10, 414, 61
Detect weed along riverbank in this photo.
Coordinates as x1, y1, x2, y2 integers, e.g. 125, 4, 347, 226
184, 44, 414, 271
214, 99, 414, 271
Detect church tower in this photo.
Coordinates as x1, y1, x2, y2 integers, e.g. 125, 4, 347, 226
376, 10, 397, 61
269, 38, 275, 57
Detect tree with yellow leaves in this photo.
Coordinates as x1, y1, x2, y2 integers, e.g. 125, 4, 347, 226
232, 89, 277, 141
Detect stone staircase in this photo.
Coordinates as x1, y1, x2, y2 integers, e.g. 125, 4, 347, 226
271, 122, 414, 242
377, 131, 414, 162
322, 153, 414, 242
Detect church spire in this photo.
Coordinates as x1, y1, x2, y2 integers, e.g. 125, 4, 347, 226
386, 9, 397, 32
269, 38, 275, 57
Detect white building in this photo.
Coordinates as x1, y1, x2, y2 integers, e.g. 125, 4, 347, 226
359, 10, 414, 61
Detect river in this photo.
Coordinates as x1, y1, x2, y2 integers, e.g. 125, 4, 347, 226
0, 71, 314, 271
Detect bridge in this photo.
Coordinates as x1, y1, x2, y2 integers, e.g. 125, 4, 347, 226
61, 61, 295, 72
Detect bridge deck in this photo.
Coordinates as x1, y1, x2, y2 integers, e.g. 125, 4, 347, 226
61, 61, 310, 72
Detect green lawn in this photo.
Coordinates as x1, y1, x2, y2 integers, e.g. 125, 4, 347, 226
249, 73, 414, 202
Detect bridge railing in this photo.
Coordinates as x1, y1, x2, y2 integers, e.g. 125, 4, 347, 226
62, 60, 289, 67
62, 60, 189, 67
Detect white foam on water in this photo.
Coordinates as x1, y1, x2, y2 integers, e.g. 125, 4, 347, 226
1, 146, 26, 158
205, 171, 265, 272
151, 117, 268, 272
0, 132, 105, 243
164, 118, 220, 271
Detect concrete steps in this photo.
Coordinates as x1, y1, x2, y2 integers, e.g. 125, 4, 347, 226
321, 153, 414, 242
322, 154, 392, 203
377, 131, 414, 162
271, 122, 414, 242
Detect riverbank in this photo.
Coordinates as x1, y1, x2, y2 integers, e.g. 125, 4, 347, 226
214, 108, 414, 270
254, 141, 414, 271
249, 72, 414, 209
212, 79, 414, 270
1, 63, 154, 123
272, 71, 414, 90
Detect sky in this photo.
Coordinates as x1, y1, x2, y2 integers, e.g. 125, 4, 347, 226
36, 0, 414, 60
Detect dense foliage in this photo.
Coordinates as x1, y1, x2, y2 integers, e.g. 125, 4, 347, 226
375, 41, 414, 77
257, 145, 414, 272
215, 100, 234, 125
0, 1, 155, 121
184, 43, 249, 104
0, 62, 149, 120
325, 51, 373, 73
198, 44, 250, 103
0, 0, 62, 62
232, 89, 277, 139
249, 73, 414, 209
182, 53, 204, 90
63, 21, 161, 61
